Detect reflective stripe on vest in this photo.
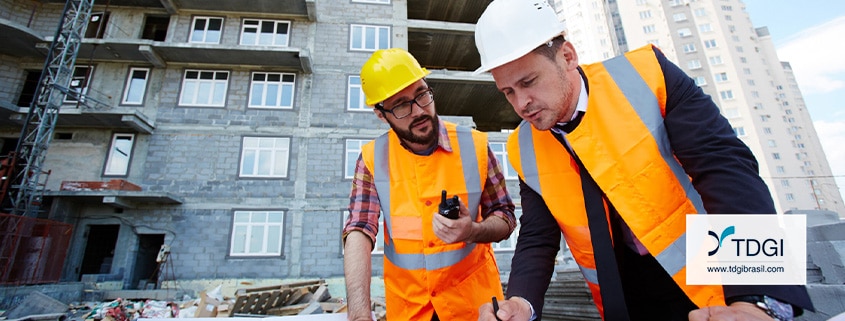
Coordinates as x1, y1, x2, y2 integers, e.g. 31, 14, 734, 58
373, 126, 482, 270
517, 53, 705, 284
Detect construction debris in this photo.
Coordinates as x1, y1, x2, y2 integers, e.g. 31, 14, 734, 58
228, 279, 342, 317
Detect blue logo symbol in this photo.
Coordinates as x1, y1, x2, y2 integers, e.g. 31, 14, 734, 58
707, 225, 735, 256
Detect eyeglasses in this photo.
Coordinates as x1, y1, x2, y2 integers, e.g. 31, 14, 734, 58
378, 89, 434, 119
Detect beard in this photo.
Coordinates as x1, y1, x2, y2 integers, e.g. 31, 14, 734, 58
388, 114, 439, 146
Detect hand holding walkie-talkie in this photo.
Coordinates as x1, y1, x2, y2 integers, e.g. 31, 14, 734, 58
438, 190, 460, 220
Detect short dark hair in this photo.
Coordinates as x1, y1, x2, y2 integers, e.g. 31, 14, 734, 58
532, 35, 566, 62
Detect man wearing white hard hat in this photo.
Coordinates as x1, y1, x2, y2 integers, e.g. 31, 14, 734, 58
473, 1, 813, 321
342, 48, 516, 321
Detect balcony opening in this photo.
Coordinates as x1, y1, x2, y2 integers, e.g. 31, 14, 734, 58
16, 70, 41, 107
79, 224, 120, 280
85, 12, 110, 39
141, 15, 170, 41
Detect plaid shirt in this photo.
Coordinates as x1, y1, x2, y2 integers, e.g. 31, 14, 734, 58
343, 121, 516, 247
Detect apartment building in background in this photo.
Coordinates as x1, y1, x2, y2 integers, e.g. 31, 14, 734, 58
556, 0, 845, 215
0, 0, 524, 291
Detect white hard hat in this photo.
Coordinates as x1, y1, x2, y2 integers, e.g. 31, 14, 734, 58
474, 0, 566, 74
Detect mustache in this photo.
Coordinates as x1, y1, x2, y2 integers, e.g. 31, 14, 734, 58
410, 115, 433, 127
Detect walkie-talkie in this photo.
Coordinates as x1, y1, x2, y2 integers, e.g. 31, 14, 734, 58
438, 190, 460, 220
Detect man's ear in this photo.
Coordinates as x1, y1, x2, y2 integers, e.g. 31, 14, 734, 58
561, 41, 579, 70
373, 108, 388, 124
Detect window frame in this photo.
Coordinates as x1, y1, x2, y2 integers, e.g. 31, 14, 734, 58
351, 0, 390, 3
347, 75, 368, 111
344, 138, 369, 179
240, 19, 291, 47
121, 67, 150, 105
189, 16, 224, 44
178, 69, 229, 107
103, 133, 135, 177
65, 65, 94, 104
229, 210, 286, 257
248, 72, 296, 109
239, 136, 292, 179
349, 24, 391, 52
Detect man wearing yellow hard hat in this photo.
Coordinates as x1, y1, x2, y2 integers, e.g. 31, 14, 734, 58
342, 48, 517, 321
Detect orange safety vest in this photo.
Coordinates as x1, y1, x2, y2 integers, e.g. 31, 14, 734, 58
361, 121, 503, 321
507, 45, 724, 318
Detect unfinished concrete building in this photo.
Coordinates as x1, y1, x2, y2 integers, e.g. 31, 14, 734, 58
0, 0, 523, 295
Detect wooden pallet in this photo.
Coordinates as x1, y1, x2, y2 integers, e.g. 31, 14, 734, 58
229, 279, 332, 316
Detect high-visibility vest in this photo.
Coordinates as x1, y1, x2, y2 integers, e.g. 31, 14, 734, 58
507, 45, 724, 318
361, 121, 503, 320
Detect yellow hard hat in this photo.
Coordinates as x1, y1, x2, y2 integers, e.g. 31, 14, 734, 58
360, 48, 430, 107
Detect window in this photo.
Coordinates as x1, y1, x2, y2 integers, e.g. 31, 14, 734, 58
249, 72, 295, 109
492, 209, 522, 251
190, 16, 223, 44
768, 140, 777, 147
103, 133, 134, 176
694, 8, 707, 17
122, 68, 149, 105
719, 90, 734, 100
179, 70, 229, 107
490, 142, 518, 180
772, 153, 781, 160
352, 0, 390, 3
678, 28, 692, 37
241, 19, 290, 46
643, 25, 656, 34
347, 76, 367, 111
714, 72, 728, 82
350, 24, 390, 51
743, 68, 752, 75
683, 43, 696, 53
723, 108, 739, 118
687, 60, 702, 70
785, 193, 794, 201
725, 15, 732, 21
776, 166, 785, 174
85, 12, 110, 39
731, 35, 740, 42
694, 76, 707, 86
699, 23, 713, 33
764, 127, 772, 134
709, 56, 723, 65
755, 103, 764, 110
781, 180, 789, 187
721, 5, 733, 11
747, 79, 755, 86
639, 10, 652, 19
735, 46, 744, 53
760, 115, 769, 122
66, 66, 94, 103
733, 127, 745, 136
240, 137, 291, 178
17, 70, 41, 107
704, 39, 717, 49
230, 210, 285, 256
636, 0, 647, 5
673, 13, 687, 22
345, 139, 368, 179
751, 91, 759, 98
141, 15, 170, 41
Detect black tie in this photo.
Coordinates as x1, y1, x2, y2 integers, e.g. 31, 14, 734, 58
551, 125, 630, 320
559, 111, 585, 133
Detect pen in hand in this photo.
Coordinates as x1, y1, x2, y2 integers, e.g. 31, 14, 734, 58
492, 296, 502, 321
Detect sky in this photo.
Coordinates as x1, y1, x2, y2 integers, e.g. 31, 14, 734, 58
741, 0, 845, 206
